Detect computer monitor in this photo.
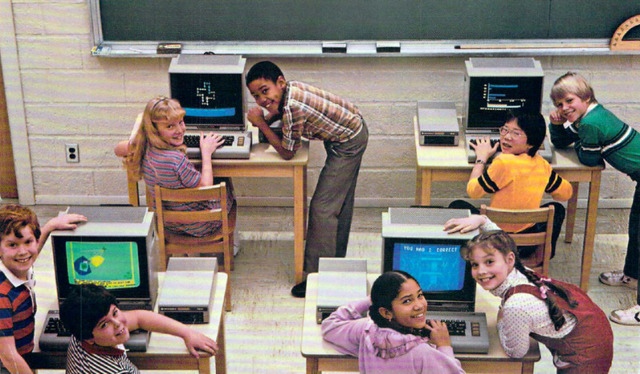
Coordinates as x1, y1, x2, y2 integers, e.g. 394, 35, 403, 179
381, 208, 478, 312
50, 206, 159, 309
382, 237, 476, 312
169, 54, 247, 130
464, 57, 544, 132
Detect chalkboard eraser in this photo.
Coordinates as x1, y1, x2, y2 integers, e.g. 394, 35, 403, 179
157, 43, 182, 54
376, 42, 401, 53
322, 42, 347, 53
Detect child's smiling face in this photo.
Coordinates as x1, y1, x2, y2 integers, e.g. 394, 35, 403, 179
554, 93, 590, 124
248, 76, 287, 116
499, 119, 532, 156
155, 117, 186, 147
381, 278, 428, 330
468, 246, 515, 291
89, 305, 130, 347
0, 226, 39, 280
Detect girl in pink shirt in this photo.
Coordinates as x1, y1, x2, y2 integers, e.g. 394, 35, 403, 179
321, 271, 465, 374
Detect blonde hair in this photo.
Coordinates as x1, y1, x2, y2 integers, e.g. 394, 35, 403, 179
550, 72, 596, 105
123, 97, 187, 180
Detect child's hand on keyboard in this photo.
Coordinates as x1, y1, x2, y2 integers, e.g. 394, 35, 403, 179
469, 136, 499, 162
199, 132, 226, 157
426, 319, 452, 348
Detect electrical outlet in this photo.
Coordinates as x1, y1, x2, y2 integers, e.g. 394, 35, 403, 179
65, 143, 79, 163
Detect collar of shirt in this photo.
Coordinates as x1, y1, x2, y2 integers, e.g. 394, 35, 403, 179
81, 339, 127, 357
0, 261, 35, 289
563, 102, 599, 129
490, 267, 529, 299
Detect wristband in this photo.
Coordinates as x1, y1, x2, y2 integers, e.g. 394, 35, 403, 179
475, 159, 486, 165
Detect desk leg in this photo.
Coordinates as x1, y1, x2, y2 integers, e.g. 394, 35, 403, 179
565, 182, 579, 243
294, 165, 306, 284
416, 167, 431, 206
198, 357, 211, 374
215, 309, 227, 374
521, 361, 534, 374
580, 170, 602, 291
306, 358, 319, 374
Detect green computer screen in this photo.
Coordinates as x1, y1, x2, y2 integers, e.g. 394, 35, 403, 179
66, 241, 141, 289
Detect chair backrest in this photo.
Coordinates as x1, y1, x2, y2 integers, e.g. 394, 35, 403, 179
154, 182, 229, 268
479, 204, 554, 276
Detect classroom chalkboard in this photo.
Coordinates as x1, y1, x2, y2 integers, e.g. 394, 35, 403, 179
97, 0, 639, 43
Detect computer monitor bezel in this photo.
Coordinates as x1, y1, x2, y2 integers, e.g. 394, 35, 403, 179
382, 236, 476, 310
51, 234, 155, 305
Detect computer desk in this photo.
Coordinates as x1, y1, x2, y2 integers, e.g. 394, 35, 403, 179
27, 240, 228, 374
124, 141, 309, 284
413, 118, 604, 291
301, 273, 541, 374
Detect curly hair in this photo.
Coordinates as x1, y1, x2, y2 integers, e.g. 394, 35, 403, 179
0, 204, 41, 242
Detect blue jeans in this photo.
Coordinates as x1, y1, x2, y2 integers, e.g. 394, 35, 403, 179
623, 180, 640, 304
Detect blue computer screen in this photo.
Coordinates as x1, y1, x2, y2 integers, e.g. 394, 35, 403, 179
392, 242, 466, 292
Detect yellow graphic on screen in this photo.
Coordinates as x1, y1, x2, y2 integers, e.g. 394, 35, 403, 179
66, 242, 140, 289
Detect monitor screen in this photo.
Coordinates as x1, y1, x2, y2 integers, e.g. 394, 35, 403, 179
170, 72, 244, 127
382, 237, 476, 310
467, 76, 543, 129
53, 236, 153, 302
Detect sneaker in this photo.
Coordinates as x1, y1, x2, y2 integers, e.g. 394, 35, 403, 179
291, 280, 307, 298
610, 305, 640, 326
599, 270, 638, 289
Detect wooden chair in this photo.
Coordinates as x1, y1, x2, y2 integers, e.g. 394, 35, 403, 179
154, 182, 236, 311
480, 204, 554, 277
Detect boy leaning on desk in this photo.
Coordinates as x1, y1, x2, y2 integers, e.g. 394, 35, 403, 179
59, 283, 217, 374
245, 61, 369, 298
0, 204, 86, 374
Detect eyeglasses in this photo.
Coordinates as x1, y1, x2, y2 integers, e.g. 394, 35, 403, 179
499, 126, 525, 138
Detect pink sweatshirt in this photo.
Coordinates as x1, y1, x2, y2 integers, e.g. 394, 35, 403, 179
321, 299, 466, 374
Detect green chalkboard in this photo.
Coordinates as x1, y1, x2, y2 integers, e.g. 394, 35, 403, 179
97, 0, 639, 43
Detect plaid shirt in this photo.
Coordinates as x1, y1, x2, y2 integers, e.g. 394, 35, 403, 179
281, 81, 363, 152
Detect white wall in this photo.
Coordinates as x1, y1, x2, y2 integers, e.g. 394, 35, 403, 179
3, 0, 640, 208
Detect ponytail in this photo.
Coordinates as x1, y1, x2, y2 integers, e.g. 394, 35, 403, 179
513, 261, 578, 330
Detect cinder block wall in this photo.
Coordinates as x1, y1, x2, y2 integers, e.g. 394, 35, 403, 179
5, 1, 640, 208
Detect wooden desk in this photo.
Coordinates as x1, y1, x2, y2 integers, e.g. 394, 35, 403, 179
27, 241, 228, 374
413, 118, 603, 291
301, 273, 540, 374
124, 142, 309, 284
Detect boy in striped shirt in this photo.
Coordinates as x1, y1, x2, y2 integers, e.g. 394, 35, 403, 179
0, 204, 85, 373
60, 284, 217, 374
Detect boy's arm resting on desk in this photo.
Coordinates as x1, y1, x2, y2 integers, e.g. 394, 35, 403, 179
0, 337, 33, 374
247, 107, 295, 160
548, 121, 579, 149
125, 310, 218, 358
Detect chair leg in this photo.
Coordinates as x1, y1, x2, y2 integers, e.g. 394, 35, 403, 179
223, 237, 232, 312
224, 275, 231, 312
229, 232, 235, 271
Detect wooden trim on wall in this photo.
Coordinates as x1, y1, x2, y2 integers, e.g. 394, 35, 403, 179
0, 53, 17, 199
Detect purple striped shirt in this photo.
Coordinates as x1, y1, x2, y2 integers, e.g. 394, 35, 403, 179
142, 147, 233, 237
